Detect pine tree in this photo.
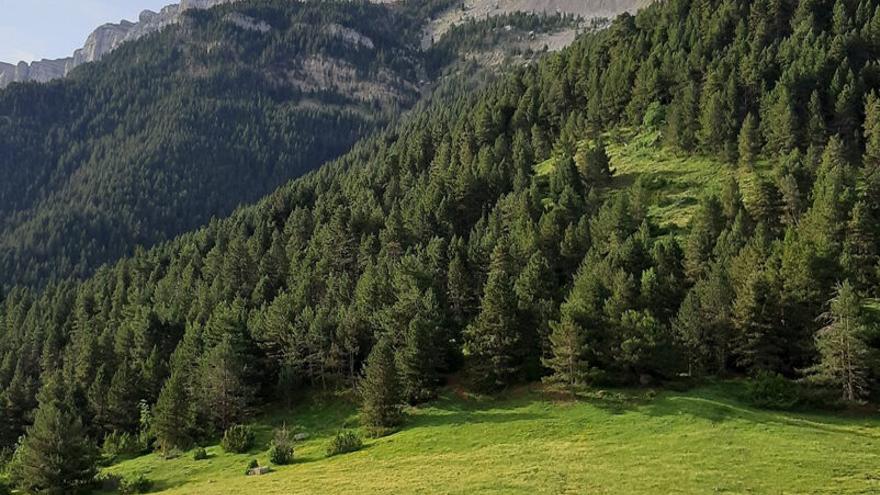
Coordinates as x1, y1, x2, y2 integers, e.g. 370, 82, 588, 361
359, 338, 403, 434
198, 337, 252, 431
104, 362, 143, 434
463, 239, 522, 391
575, 140, 614, 187
542, 316, 590, 395
738, 113, 760, 168
807, 281, 870, 402
10, 374, 97, 495
152, 370, 195, 454
395, 290, 443, 404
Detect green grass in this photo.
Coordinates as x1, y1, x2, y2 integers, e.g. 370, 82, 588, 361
536, 130, 774, 234
104, 383, 880, 494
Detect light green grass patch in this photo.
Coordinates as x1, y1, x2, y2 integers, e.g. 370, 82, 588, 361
105, 384, 880, 494
533, 131, 775, 234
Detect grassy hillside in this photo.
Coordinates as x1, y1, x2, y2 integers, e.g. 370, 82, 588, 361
104, 383, 880, 494
98, 137, 879, 494
535, 130, 775, 234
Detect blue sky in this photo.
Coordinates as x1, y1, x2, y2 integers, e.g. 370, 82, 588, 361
0, 0, 172, 63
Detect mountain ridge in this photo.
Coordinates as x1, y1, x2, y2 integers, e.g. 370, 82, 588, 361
0, 0, 237, 88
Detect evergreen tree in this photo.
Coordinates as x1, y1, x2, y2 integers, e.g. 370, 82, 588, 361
463, 239, 522, 391
359, 338, 403, 433
396, 290, 443, 404
738, 113, 760, 168
198, 337, 252, 431
10, 374, 97, 495
807, 281, 870, 402
152, 370, 195, 454
542, 316, 590, 395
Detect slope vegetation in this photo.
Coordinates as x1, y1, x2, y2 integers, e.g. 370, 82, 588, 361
104, 384, 880, 494
0, 0, 425, 288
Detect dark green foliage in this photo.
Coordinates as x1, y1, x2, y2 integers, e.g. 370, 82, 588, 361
101, 431, 145, 462
192, 447, 208, 461
464, 238, 524, 391
0, 0, 425, 289
245, 459, 259, 475
360, 338, 404, 434
746, 371, 799, 410
806, 282, 871, 402
326, 431, 364, 457
9, 374, 98, 495
118, 474, 152, 495
267, 425, 294, 465
152, 370, 196, 454
2, 0, 880, 464
221, 425, 255, 454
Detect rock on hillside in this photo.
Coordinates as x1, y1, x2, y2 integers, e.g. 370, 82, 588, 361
422, 0, 651, 47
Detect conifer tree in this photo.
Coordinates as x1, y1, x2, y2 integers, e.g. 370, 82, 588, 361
198, 337, 252, 431
396, 291, 443, 404
359, 338, 403, 434
463, 238, 522, 391
738, 113, 760, 168
542, 316, 590, 395
807, 281, 870, 402
152, 370, 195, 454
11, 373, 97, 495
104, 362, 143, 434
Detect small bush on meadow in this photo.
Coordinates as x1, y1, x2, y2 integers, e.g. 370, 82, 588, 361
268, 425, 294, 465
221, 425, 255, 454
746, 371, 799, 410
244, 459, 259, 475
326, 431, 363, 457
192, 447, 208, 461
119, 474, 152, 495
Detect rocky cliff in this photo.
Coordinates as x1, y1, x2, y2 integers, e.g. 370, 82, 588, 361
0, 0, 237, 88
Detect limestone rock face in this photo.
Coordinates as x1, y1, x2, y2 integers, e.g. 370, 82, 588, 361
0, 0, 236, 88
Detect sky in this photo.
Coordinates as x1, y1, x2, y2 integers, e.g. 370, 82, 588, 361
0, 0, 172, 64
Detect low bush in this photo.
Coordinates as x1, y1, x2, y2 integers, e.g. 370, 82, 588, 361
119, 474, 152, 495
221, 425, 255, 454
746, 371, 799, 410
102, 431, 145, 461
268, 425, 294, 465
326, 431, 363, 457
192, 447, 208, 461
245, 459, 259, 475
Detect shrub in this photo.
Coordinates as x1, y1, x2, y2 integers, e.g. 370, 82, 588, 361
119, 474, 152, 495
94, 472, 122, 492
245, 459, 258, 475
746, 371, 799, 410
221, 425, 255, 454
192, 447, 208, 461
102, 431, 144, 461
0, 479, 9, 495
267, 425, 294, 465
326, 431, 363, 457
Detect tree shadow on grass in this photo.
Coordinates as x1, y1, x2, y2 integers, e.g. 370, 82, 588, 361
639, 388, 880, 439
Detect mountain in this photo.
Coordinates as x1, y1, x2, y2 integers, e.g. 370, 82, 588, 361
0, 0, 646, 88
0, 0, 238, 88
0, 0, 641, 290
3, 0, 880, 493
0, 0, 429, 288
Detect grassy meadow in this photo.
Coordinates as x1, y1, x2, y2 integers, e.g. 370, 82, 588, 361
104, 382, 880, 494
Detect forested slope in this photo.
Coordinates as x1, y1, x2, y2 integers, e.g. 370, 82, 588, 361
3, 0, 880, 492
0, 0, 428, 288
